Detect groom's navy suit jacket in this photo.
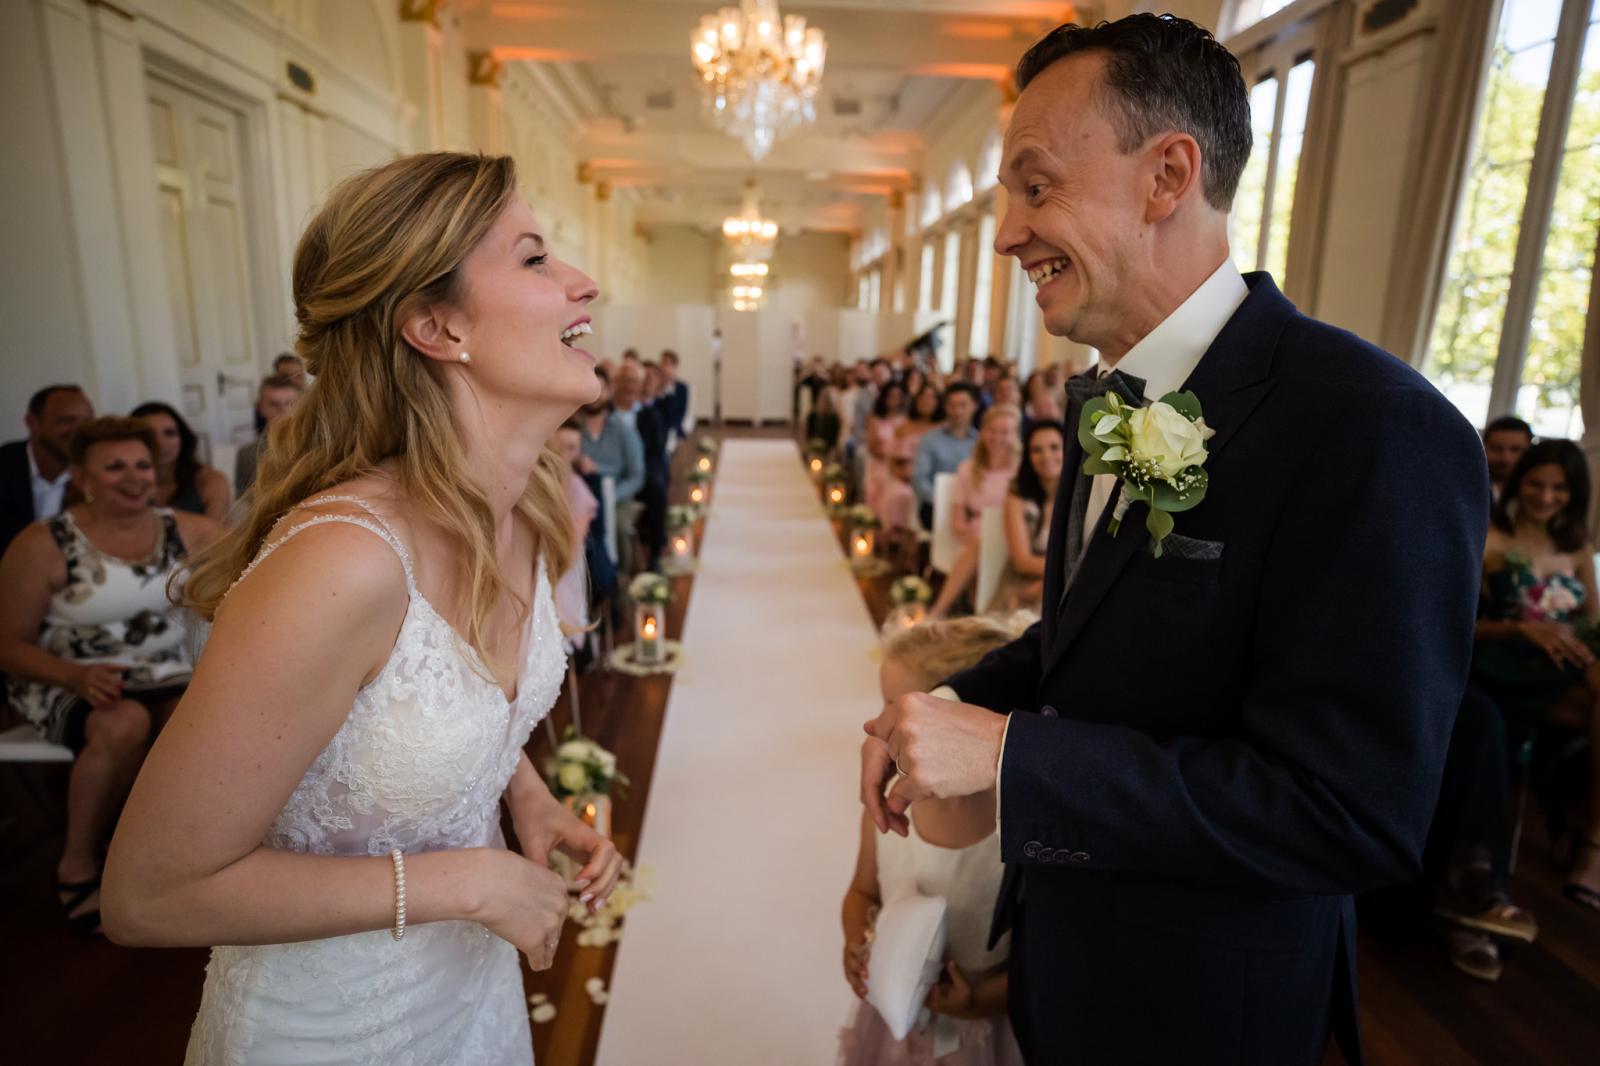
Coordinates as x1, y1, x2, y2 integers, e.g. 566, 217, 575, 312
944, 275, 1487, 1065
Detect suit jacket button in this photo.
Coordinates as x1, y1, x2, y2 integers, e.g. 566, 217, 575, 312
1023, 841, 1042, 859
1070, 851, 1090, 863
1037, 847, 1055, 863
1040, 705, 1058, 718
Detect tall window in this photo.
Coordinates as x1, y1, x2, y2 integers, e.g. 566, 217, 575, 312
970, 214, 997, 357
941, 228, 961, 319
977, 130, 1002, 193
1426, 0, 1600, 437
947, 161, 974, 211
869, 269, 882, 312
1230, 53, 1316, 285
1226, 0, 1298, 35
921, 182, 943, 228
919, 242, 936, 311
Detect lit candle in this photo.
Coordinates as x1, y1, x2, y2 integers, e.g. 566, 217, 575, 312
809, 457, 823, 474
852, 531, 874, 558
636, 606, 663, 664
698, 456, 713, 473
828, 486, 845, 505
691, 486, 706, 505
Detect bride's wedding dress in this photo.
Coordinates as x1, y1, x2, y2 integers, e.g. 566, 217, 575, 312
184, 496, 564, 1065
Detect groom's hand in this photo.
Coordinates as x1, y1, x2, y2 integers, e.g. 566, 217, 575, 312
863, 694, 1006, 829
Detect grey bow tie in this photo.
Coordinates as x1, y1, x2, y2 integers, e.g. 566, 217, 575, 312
1065, 368, 1146, 409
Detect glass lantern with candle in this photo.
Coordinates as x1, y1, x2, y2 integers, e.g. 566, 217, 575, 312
846, 504, 880, 563
544, 726, 628, 842
663, 505, 699, 573
885, 574, 933, 629
687, 468, 713, 511
628, 572, 673, 665
806, 438, 829, 478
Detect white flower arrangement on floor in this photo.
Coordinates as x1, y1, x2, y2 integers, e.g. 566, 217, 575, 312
543, 725, 628, 801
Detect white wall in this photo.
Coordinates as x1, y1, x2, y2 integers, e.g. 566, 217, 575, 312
641, 227, 719, 305
771, 232, 851, 315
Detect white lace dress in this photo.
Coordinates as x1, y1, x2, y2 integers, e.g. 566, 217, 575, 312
184, 497, 566, 1066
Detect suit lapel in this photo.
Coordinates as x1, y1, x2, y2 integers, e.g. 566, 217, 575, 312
1038, 430, 1085, 653
1041, 273, 1291, 674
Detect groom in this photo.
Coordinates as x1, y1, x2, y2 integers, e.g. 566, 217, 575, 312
861, 14, 1487, 1065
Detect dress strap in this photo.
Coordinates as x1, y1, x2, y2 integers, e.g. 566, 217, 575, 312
230, 496, 416, 595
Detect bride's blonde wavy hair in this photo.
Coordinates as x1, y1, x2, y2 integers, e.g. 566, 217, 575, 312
184, 152, 576, 666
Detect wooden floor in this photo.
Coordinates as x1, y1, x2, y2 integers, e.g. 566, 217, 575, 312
2, 426, 1598, 1064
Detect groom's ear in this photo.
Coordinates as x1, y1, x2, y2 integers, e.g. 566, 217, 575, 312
1144, 132, 1204, 224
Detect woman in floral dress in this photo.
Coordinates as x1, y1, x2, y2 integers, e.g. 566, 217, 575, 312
1471, 439, 1600, 910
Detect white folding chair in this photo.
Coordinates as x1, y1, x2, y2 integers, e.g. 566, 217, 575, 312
0, 722, 73, 763
601, 476, 619, 567
975, 506, 1009, 613
930, 473, 959, 575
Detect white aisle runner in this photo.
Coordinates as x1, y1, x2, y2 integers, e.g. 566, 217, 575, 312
596, 439, 880, 1066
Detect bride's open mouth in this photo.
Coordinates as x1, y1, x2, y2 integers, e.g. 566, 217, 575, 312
560, 319, 594, 359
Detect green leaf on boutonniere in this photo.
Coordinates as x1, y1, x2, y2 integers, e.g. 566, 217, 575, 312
1146, 507, 1176, 555
1162, 390, 1204, 422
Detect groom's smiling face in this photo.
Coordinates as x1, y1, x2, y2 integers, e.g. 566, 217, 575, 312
996, 52, 1159, 347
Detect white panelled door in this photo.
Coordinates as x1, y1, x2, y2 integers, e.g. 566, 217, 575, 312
147, 75, 263, 454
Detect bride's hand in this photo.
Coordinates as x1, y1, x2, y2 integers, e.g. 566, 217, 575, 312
512, 795, 624, 915
476, 849, 571, 971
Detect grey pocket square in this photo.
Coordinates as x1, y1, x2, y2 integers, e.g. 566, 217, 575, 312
1152, 533, 1224, 561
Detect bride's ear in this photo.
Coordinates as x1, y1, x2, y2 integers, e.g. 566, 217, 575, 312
400, 300, 469, 366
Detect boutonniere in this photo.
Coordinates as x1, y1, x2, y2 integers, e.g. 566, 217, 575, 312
1079, 390, 1216, 557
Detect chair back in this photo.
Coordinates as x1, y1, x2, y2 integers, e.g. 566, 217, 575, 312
930, 472, 959, 574
975, 505, 1008, 612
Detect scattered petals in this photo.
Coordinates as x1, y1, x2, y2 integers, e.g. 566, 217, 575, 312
531, 1003, 557, 1024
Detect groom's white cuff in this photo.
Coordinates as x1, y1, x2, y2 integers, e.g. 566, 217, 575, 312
929, 686, 1009, 832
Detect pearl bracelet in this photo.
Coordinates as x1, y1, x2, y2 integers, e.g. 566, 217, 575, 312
390, 848, 407, 942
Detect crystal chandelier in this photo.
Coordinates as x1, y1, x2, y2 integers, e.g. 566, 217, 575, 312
722, 180, 779, 260
690, 0, 827, 161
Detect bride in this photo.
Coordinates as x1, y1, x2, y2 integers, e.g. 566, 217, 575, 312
102, 152, 622, 1064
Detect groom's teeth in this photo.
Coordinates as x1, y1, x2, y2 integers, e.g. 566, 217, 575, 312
1029, 259, 1069, 287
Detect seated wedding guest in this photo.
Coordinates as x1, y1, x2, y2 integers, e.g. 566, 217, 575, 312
912, 383, 980, 529
864, 383, 909, 510
272, 352, 310, 388
132, 402, 231, 523
1, 384, 94, 555
929, 404, 1022, 620
1483, 415, 1533, 500
235, 373, 304, 496
552, 420, 600, 631
992, 376, 1023, 411
903, 367, 928, 401
990, 420, 1064, 614
580, 372, 646, 574
643, 361, 665, 407
808, 386, 845, 455
660, 349, 691, 437
579, 372, 644, 498
896, 385, 942, 463
1470, 440, 1600, 909
1021, 372, 1063, 437
1427, 682, 1536, 981
622, 364, 671, 569
840, 614, 1029, 1066
0, 417, 218, 934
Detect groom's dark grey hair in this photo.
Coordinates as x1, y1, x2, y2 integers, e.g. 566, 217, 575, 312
1015, 14, 1252, 212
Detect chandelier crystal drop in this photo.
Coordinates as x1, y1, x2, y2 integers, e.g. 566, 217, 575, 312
691, 0, 827, 161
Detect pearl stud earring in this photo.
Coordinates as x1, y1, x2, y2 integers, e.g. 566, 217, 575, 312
459, 351, 471, 365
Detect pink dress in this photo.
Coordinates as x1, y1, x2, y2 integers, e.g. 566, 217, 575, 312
948, 460, 1017, 545
865, 415, 906, 511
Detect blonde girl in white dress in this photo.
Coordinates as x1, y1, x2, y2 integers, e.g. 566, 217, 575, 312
102, 152, 623, 1065
839, 616, 1029, 1066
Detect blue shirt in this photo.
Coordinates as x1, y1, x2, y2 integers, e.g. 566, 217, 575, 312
580, 413, 646, 502
911, 423, 978, 506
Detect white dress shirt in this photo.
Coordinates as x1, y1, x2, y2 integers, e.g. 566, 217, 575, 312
27, 441, 70, 521
1083, 258, 1250, 538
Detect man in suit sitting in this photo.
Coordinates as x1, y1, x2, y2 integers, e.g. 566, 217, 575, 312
860, 15, 1487, 1066
660, 349, 691, 440
1, 384, 94, 556
234, 373, 304, 498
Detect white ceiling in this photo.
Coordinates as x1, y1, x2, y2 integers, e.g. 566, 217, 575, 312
462, 0, 1099, 234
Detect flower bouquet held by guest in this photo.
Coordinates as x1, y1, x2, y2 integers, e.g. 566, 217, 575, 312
840, 616, 1028, 1066
1470, 440, 1600, 909
0, 417, 218, 934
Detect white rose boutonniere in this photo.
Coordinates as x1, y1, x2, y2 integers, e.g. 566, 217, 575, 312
1080, 390, 1216, 557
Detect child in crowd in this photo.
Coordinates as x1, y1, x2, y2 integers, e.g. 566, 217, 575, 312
838, 615, 1029, 1066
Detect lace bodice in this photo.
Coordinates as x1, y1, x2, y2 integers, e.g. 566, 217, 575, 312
235, 495, 566, 857
185, 495, 560, 1065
